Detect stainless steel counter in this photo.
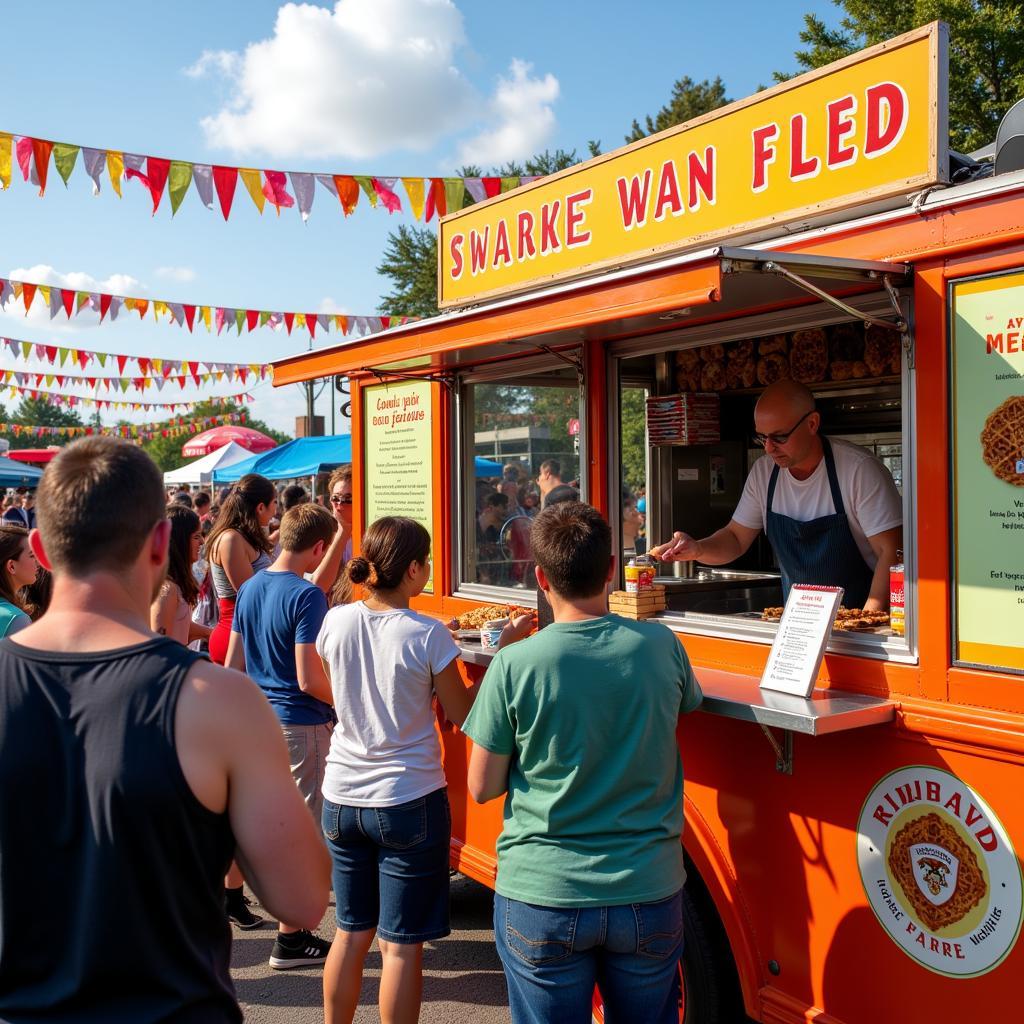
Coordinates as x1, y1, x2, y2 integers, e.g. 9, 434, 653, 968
457, 644, 896, 736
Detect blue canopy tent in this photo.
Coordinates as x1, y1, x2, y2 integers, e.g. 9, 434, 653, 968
212, 435, 352, 483
0, 456, 44, 489
474, 457, 504, 477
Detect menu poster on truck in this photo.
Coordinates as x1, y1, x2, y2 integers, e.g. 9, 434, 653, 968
760, 585, 844, 698
951, 270, 1024, 672
363, 379, 434, 594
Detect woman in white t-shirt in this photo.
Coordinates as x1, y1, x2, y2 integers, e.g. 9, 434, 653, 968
316, 516, 472, 1024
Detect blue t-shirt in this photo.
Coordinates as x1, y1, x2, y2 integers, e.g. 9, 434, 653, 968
232, 570, 332, 725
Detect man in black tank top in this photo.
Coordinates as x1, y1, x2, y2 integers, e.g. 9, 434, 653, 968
0, 438, 331, 1024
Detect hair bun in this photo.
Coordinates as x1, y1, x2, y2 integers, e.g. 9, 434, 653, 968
348, 556, 371, 585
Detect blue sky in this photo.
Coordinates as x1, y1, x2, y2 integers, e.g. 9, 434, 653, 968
0, 0, 835, 435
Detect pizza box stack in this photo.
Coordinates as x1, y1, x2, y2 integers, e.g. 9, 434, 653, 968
609, 585, 667, 620
646, 392, 720, 445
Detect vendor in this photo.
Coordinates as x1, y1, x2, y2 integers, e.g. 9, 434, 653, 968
651, 380, 902, 610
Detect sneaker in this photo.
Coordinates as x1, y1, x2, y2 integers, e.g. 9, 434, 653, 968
225, 890, 265, 930
269, 930, 332, 970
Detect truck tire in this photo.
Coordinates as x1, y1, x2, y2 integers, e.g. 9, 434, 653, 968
591, 888, 721, 1023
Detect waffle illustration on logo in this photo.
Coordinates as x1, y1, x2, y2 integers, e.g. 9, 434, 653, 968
858, 767, 1023, 977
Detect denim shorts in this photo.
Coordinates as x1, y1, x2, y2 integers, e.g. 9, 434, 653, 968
321, 787, 451, 944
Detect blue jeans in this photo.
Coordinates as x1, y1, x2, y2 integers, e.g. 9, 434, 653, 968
494, 890, 684, 1024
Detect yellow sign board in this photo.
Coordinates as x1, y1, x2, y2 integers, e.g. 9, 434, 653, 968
439, 22, 947, 308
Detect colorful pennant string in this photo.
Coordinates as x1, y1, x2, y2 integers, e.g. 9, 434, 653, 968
2, 380, 252, 412
0, 411, 246, 442
0, 131, 542, 222
0, 276, 411, 340
0, 334, 268, 381
0, 365, 261, 395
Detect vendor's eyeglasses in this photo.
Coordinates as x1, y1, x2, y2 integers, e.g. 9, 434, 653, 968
752, 409, 813, 448
330, 495, 353, 505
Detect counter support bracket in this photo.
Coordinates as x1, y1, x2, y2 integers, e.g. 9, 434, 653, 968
759, 724, 794, 775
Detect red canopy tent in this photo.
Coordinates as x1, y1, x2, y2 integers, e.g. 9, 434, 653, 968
182, 425, 277, 458
5, 447, 61, 465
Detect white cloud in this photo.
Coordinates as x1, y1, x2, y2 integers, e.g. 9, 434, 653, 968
1, 265, 147, 329
188, 0, 478, 160
317, 296, 350, 314
155, 266, 198, 283
457, 60, 559, 167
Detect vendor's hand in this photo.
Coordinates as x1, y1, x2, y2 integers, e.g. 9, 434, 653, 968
498, 612, 535, 649
862, 597, 886, 614
650, 531, 701, 562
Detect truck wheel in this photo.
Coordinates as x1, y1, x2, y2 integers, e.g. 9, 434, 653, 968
591, 889, 720, 1023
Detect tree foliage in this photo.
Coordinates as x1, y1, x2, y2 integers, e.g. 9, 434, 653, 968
377, 225, 442, 320
782, 1, 1024, 151
0, 398, 85, 450
627, 76, 731, 142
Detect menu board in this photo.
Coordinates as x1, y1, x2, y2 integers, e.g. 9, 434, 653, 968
761, 585, 844, 698
951, 271, 1024, 671
363, 379, 434, 594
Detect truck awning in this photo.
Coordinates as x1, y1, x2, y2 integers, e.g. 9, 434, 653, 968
270, 246, 911, 385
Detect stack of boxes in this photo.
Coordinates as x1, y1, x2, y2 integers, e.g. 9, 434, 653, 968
646, 392, 721, 445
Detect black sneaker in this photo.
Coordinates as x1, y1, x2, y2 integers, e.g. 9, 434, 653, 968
225, 889, 265, 930
269, 930, 332, 970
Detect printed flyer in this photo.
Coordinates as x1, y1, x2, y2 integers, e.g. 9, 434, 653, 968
951, 270, 1024, 670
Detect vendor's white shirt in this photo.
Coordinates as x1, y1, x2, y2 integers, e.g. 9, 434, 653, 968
317, 601, 459, 807
733, 437, 902, 569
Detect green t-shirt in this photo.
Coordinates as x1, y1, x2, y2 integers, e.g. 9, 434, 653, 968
462, 613, 702, 908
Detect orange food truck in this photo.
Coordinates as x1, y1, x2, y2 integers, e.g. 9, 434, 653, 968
272, 23, 1024, 1022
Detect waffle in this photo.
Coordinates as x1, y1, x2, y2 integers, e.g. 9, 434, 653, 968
981, 396, 1024, 486
456, 604, 531, 629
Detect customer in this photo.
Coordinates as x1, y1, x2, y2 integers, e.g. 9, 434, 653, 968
20, 566, 53, 621
227, 502, 337, 970
0, 524, 37, 637
0, 437, 330, 1023
194, 490, 213, 522
316, 517, 514, 1024
151, 505, 213, 647
464, 502, 703, 1024
316, 465, 354, 607
2, 490, 34, 529
281, 484, 310, 512
206, 474, 277, 665
536, 458, 563, 500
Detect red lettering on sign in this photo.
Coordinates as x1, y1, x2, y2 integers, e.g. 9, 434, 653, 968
751, 123, 779, 192
987, 333, 1004, 353
540, 200, 562, 254
517, 211, 537, 261
469, 227, 490, 276
1007, 332, 1020, 353
566, 188, 593, 247
617, 171, 652, 229
976, 826, 998, 853
865, 82, 908, 158
654, 162, 683, 221
873, 805, 893, 826
789, 113, 820, 180
449, 233, 464, 280
827, 95, 858, 168
688, 147, 716, 210
926, 780, 941, 802
492, 220, 512, 268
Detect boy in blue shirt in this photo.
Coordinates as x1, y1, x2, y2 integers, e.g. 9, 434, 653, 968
228, 502, 337, 970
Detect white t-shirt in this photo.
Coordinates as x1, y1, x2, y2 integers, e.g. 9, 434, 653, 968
316, 601, 459, 807
733, 438, 902, 570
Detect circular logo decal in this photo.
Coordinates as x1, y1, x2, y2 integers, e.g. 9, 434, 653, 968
857, 766, 1022, 977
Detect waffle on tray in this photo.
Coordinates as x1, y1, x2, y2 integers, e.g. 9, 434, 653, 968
761, 606, 890, 630
455, 604, 532, 630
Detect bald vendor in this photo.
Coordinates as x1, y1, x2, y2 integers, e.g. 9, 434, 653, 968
651, 380, 902, 611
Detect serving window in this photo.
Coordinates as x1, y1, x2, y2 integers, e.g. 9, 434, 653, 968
610, 295, 918, 662
455, 360, 583, 601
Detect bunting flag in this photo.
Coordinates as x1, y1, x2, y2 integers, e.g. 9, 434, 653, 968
0, 361, 265, 394
1, 380, 252, 412
0, 131, 543, 223
0, 275, 412, 340
0, 410, 246, 442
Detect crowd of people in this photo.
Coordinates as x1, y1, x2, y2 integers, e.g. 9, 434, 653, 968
0, 437, 699, 1024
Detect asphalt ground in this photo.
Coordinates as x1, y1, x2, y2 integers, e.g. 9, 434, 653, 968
231, 872, 511, 1023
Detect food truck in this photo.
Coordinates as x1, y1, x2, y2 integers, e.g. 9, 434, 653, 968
272, 23, 1024, 1022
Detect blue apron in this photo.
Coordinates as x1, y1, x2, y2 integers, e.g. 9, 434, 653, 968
765, 436, 875, 607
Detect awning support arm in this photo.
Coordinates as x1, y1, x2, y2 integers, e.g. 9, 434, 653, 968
761, 261, 908, 334
361, 367, 457, 393
881, 275, 915, 370
536, 345, 585, 387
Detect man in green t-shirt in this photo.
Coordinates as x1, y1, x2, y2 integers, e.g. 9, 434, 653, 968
463, 501, 702, 1024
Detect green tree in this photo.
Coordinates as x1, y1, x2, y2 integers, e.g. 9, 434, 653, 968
619, 387, 648, 494
0, 398, 85, 450
627, 76, 731, 142
137, 401, 289, 473
782, 1, 1024, 151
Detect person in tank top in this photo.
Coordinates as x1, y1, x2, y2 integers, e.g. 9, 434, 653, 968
0, 438, 330, 1024
151, 504, 212, 647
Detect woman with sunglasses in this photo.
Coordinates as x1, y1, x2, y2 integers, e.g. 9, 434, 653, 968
651, 379, 902, 611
